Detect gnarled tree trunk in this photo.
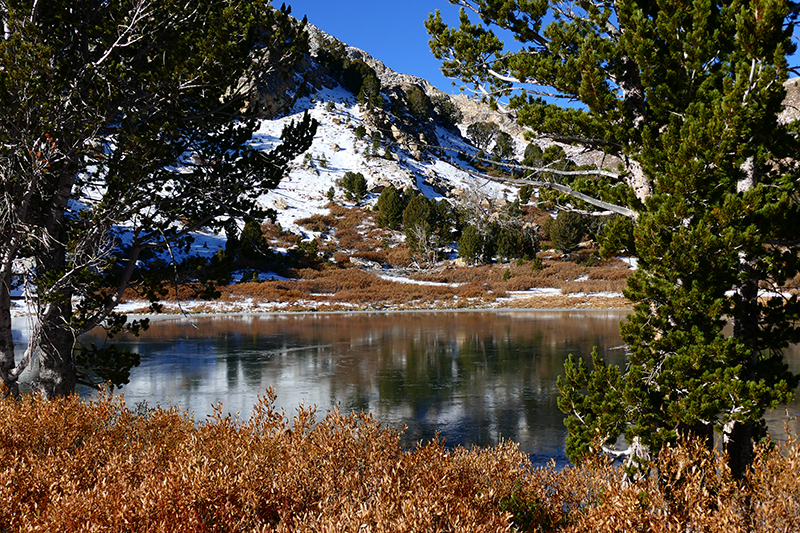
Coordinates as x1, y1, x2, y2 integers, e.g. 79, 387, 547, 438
0, 268, 18, 398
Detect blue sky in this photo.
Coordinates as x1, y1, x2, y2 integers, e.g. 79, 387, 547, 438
288, 0, 463, 93
287, 1, 800, 95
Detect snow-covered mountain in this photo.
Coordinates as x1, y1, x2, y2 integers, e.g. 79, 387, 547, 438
242, 24, 521, 241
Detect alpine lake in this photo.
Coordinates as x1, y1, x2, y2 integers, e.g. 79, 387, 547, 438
27, 310, 800, 466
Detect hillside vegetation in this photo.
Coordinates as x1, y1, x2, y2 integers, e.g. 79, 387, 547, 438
120, 203, 637, 313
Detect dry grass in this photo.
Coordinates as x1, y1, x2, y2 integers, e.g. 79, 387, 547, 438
2, 393, 798, 532
128, 254, 633, 312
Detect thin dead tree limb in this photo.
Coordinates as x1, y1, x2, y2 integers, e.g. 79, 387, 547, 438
482, 171, 636, 218
407, 142, 636, 217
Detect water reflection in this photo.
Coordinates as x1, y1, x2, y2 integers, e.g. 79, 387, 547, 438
78, 310, 799, 466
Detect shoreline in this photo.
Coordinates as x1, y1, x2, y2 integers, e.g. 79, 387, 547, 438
11, 299, 634, 329
125, 305, 634, 323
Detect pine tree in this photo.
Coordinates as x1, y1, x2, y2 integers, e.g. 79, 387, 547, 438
428, 0, 800, 477
466, 121, 500, 151
403, 195, 439, 264
376, 185, 407, 229
458, 225, 484, 265
493, 131, 516, 160
548, 212, 586, 254
0, 1, 318, 397
341, 171, 368, 203
406, 86, 433, 121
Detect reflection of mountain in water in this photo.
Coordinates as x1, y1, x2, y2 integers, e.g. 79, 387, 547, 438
79, 311, 800, 466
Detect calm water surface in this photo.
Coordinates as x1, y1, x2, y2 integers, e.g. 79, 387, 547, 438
76, 310, 800, 466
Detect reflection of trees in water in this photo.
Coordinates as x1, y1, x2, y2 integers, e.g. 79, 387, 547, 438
83, 312, 633, 457
79, 311, 800, 458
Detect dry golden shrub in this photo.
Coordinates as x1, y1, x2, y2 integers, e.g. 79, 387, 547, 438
300, 268, 386, 294
383, 244, 412, 267
335, 227, 363, 251
221, 281, 308, 303
328, 205, 374, 231
351, 250, 388, 264
560, 279, 626, 295
588, 265, 633, 282
0, 392, 527, 532
747, 427, 800, 531
1, 393, 798, 532
296, 214, 334, 233
332, 251, 355, 264
413, 265, 496, 285
457, 281, 492, 299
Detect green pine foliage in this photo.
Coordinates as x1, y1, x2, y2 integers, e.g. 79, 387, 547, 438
493, 132, 516, 160
493, 223, 538, 262
238, 221, 270, 261
341, 171, 368, 203
406, 86, 433, 121
376, 185, 407, 229
316, 41, 382, 110
431, 94, 464, 131
466, 121, 500, 151
557, 350, 626, 464
457, 225, 486, 265
402, 195, 439, 262
548, 212, 587, 253
522, 144, 544, 167
427, 0, 800, 477
518, 184, 534, 204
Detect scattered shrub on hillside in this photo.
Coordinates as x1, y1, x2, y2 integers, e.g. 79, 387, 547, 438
519, 184, 534, 204
522, 143, 544, 167
354, 124, 367, 139
340, 59, 382, 110
493, 131, 516, 159
343, 59, 377, 97
376, 185, 407, 229
298, 213, 332, 233
315, 36, 348, 79
548, 211, 587, 253
406, 85, 433, 121
432, 93, 463, 131
340, 171, 368, 203
467, 121, 500, 151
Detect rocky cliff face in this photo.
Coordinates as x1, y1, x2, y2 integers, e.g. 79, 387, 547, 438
242, 17, 636, 180
304, 24, 440, 95
780, 78, 800, 124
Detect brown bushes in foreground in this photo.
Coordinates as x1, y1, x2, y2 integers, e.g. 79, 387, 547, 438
5, 393, 797, 532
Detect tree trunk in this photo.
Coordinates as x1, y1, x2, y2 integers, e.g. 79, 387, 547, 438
725, 262, 759, 480
0, 268, 18, 398
724, 158, 759, 480
34, 171, 77, 397
36, 300, 76, 397
725, 419, 754, 481
678, 420, 714, 451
